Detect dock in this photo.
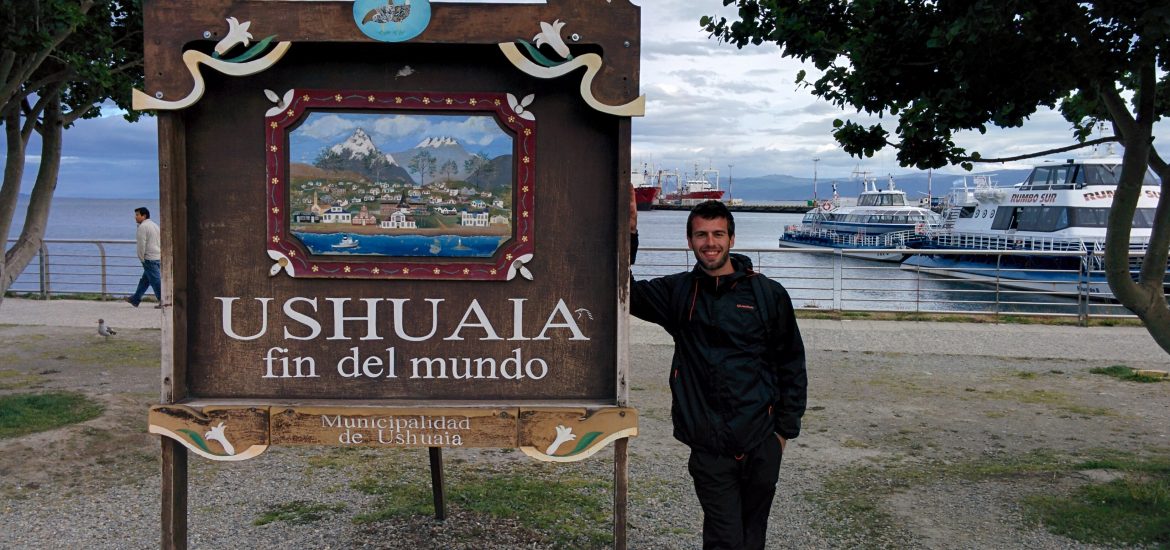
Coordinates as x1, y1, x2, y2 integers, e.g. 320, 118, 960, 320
651, 202, 811, 213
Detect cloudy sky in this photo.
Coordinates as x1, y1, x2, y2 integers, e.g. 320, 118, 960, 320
12, 0, 1168, 198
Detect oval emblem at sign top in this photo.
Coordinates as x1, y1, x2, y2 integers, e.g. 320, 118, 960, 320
353, 0, 432, 42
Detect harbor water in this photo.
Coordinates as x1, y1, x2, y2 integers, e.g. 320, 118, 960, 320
5, 198, 1132, 317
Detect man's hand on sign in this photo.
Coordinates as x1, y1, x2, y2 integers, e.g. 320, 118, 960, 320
629, 181, 638, 234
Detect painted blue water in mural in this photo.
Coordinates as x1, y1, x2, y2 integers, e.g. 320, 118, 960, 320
294, 232, 505, 258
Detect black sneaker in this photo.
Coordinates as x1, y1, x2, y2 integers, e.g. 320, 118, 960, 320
125, 297, 139, 308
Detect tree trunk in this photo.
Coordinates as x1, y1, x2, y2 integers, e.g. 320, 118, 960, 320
0, 106, 27, 305
1099, 69, 1170, 353
1, 93, 61, 296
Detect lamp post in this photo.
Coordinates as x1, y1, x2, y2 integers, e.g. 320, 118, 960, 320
812, 157, 820, 203
727, 164, 733, 203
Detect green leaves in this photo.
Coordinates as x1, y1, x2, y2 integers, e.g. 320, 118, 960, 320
702, 0, 1167, 169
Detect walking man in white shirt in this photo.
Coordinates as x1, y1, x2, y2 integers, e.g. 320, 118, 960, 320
126, 207, 163, 308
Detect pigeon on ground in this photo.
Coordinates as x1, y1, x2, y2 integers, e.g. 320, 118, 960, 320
98, 319, 117, 339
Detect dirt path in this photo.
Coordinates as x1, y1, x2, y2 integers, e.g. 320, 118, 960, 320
0, 321, 1167, 548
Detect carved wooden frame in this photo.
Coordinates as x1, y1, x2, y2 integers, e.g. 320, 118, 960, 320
265, 89, 537, 281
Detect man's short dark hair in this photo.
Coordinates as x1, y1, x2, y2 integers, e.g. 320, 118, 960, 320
686, 200, 734, 237
135, 207, 150, 218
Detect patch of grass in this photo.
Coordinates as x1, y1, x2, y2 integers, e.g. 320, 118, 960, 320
810, 464, 908, 545
0, 369, 45, 390
981, 388, 1114, 417
0, 391, 104, 438
1090, 365, 1166, 383
794, 310, 1144, 326
453, 474, 612, 547
1024, 466, 1170, 547
253, 500, 346, 526
351, 457, 612, 548
807, 449, 1166, 547
1014, 371, 1037, 380
3, 292, 150, 302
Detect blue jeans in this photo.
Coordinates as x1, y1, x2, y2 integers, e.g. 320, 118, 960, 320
130, 259, 162, 306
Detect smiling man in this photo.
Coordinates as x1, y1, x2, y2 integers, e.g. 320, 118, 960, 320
630, 199, 807, 550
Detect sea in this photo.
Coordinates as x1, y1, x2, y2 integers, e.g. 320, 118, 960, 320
5, 197, 1104, 316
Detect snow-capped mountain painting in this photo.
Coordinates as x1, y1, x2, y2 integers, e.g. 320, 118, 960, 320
286, 112, 515, 258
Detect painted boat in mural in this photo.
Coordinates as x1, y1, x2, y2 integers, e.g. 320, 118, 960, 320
779, 176, 940, 261
331, 235, 360, 249
901, 158, 1166, 298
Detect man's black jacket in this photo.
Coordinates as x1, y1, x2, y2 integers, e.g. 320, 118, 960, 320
630, 251, 807, 456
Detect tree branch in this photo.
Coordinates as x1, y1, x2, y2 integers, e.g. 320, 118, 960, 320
0, 107, 26, 251
1098, 85, 1139, 143
0, 0, 96, 114
0, 50, 15, 93
62, 103, 95, 125
953, 137, 1120, 164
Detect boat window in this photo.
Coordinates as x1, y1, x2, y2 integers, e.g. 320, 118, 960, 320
991, 207, 1015, 229
1074, 164, 1159, 186
858, 195, 874, 206
1069, 207, 1158, 228
1015, 206, 1070, 231
959, 206, 976, 218
1028, 165, 1074, 188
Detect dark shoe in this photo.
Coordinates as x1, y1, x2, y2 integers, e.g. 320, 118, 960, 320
153, 304, 165, 309
124, 297, 139, 308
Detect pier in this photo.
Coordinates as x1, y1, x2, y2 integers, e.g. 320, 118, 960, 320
651, 202, 811, 213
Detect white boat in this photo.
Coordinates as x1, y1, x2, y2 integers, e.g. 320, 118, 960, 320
779, 175, 941, 261
901, 158, 1164, 297
331, 235, 360, 249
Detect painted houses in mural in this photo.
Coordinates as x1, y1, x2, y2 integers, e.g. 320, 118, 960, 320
288, 113, 514, 258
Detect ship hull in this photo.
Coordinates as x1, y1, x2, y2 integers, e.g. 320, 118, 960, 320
634, 186, 660, 211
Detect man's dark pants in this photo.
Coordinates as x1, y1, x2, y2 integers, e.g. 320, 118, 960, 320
129, 259, 162, 306
688, 435, 783, 550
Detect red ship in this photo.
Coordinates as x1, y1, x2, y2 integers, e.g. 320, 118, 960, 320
634, 185, 660, 211
631, 164, 674, 211
664, 166, 724, 204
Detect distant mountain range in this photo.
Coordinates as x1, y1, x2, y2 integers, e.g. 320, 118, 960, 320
315, 128, 413, 183
722, 169, 1034, 202
313, 129, 505, 186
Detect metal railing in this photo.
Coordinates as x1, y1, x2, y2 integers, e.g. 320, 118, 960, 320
634, 246, 1164, 323
6, 239, 1162, 323
6, 238, 140, 299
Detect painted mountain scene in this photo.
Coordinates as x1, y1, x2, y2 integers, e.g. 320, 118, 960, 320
288, 112, 514, 258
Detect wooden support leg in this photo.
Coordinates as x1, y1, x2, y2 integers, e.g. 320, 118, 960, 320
428, 447, 446, 520
614, 437, 629, 550
161, 438, 189, 550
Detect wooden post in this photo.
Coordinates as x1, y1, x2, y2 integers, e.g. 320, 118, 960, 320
161, 438, 188, 550
429, 447, 447, 520
614, 437, 629, 550
157, 110, 189, 549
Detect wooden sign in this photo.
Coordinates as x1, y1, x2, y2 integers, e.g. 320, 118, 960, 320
138, 1, 642, 546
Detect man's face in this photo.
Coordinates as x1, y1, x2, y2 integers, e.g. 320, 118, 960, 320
687, 215, 735, 276
134, 212, 145, 224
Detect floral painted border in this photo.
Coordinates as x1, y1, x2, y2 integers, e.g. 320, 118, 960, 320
264, 89, 536, 281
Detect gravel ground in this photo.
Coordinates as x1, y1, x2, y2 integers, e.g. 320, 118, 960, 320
1, 302, 1168, 549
